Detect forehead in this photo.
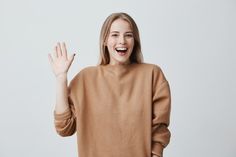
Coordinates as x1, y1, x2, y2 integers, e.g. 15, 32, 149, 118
109, 19, 132, 32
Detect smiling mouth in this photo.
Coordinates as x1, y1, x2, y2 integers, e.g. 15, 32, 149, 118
115, 47, 128, 55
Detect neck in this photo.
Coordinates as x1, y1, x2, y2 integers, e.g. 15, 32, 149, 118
109, 60, 131, 66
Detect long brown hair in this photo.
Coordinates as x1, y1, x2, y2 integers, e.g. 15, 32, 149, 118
98, 12, 143, 65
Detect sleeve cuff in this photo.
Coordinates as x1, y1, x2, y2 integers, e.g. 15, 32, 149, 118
54, 108, 72, 120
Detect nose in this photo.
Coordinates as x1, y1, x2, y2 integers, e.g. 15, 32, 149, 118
118, 35, 125, 44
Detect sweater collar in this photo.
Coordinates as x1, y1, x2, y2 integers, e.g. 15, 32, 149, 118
101, 63, 136, 77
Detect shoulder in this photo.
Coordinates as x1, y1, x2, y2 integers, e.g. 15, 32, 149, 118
69, 65, 99, 86
78, 65, 99, 75
135, 63, 163, 73
133, 63, 167, 82
139, 63, 168, 84
79, 65, 98, 75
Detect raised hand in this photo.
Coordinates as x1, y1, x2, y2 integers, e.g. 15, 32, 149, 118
48, 42, 75, 78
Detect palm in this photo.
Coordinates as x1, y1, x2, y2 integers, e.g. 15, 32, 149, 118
52, 55, 71, 75
48, 42, 75, 77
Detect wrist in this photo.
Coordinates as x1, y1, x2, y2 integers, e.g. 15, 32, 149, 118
56, 73, 67, 81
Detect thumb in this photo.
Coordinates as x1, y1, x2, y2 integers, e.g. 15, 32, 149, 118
68, 53, 76, 63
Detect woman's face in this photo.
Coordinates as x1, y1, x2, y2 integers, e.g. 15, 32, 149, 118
106, 19, 134, 65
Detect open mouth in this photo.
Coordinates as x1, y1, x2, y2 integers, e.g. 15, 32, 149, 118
115, 47, 128, 56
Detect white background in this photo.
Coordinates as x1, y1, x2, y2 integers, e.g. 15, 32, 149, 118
1, 0, 235, 157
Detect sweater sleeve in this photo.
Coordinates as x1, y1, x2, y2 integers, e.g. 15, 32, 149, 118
54, 82, 77, 137
151, 65, 171, 157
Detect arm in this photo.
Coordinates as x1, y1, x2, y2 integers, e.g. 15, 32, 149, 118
48, 42, 76, 136
55, 74, 69, 114
151, 66, 171, 157
53, 75, 77, 136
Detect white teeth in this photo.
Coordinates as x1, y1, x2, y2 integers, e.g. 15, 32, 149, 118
116, 47, 127, 51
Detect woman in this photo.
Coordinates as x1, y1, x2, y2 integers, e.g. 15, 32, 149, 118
48, 12, 171, 157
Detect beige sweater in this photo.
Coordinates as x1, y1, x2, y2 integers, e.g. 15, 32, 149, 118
54, 63, 171, 157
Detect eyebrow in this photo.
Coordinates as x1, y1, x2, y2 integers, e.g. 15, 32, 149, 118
110, 31, 133, 34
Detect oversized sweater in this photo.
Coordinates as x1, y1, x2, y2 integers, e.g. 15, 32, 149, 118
54, 63, 171, 157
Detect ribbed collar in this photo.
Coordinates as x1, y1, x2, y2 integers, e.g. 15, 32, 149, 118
100, 63, 137, 77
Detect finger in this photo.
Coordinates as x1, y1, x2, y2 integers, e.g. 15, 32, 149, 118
54, 46, 58, 58
57, 42, 63, 56
68, 53, 76, 66
48, 53, 54, 65
62, 42, 68, 59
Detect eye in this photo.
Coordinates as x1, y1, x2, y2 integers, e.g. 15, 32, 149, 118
125, 34, 133, 37
111, 34, 118, 37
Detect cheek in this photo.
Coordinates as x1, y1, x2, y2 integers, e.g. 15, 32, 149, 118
107, 37, 116, 47
106, 39, 116, 53
129, 38, 134, 45
129, 40, 135, 49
